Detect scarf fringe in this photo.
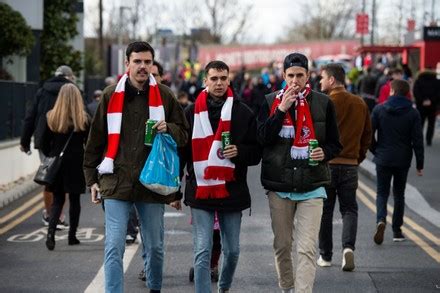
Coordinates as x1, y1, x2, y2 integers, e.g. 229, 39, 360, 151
278, 126, 295, 138
204, 166, 235, 181
195, 185, 230, 199
290, 146, 309, 160
97, 157, 114, 174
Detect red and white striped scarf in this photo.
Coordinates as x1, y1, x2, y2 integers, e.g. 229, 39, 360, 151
192, 88, 235, 199
97, 72, 164, 174
270, 83, 315, 159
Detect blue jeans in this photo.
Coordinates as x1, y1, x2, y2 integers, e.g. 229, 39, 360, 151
191, 208, 242, 293
319, 165, 358, 261
375, 165, 409, 233
104, 199, 164, 293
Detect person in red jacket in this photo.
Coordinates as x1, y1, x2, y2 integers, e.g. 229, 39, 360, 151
377, 68, 404, 105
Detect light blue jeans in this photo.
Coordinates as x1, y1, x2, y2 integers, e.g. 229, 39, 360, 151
104, 199, 164, 293
191, 208, 242, 293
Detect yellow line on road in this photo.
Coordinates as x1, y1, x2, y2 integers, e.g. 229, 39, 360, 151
357, 189, 440, 263
358, 181, 440, 246
0, 193, 43, 225
0, 202, 44, 235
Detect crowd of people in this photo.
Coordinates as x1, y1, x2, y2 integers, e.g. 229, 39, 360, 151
19, 40, 436, 293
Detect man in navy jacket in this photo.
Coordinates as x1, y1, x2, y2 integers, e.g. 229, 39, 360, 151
370, 79, 424, 244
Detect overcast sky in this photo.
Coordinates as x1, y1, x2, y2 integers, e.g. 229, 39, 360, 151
84, 0, 298, 44
84, 0, 440, 44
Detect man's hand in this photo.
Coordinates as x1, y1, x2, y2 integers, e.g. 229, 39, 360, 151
170, 200, 182, 210
91, 183, 101, 204
278, 87, 297, 112
153, 120, 167, 133
422, 100, 432, 107
223, 145, 238, 159
416, 169, 423, 176
20, 145, 31, 155
310, 147, 325, 161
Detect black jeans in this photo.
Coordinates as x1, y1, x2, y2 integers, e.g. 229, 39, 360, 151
319, 165, 358, 261
418, 106, 436, 145
375, 164, 409, 233
48, 191, 81, 237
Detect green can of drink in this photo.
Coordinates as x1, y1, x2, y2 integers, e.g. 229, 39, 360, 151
308, 139, 319, 166
221, 131, 231, 150
144, 119, 157, 146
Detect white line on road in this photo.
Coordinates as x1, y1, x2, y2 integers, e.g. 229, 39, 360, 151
84, 236, 140, 293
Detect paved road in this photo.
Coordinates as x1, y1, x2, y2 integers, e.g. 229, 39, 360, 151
0, 166, 439, 292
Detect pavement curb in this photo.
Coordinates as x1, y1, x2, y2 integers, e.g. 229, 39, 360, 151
0, 179, 42, 209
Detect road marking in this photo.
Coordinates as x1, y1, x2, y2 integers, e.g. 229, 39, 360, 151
0, 202, 44, 235
358, 181, 440, 246
0, 192, 42, 225
164, 212, 185, 218
7, 227, 104, 243
84, 236, 141, 292
357, 189, 440, 263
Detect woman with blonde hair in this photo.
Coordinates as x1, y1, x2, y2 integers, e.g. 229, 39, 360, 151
41, 83, 90, 250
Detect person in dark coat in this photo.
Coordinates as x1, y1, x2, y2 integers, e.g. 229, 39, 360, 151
413, 70, 440, 146
182, 60, 261, 293
357, 67, 378, 112
20, 65, 75, 228
41, 83, 90, 251
370, 79, 424, 245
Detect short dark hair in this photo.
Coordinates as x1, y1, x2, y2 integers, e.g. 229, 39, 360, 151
321, 63, 346, 85
178, 91, 188, 99
126, 41, 155, 61
153, 60, 164, 77
283, 52, 308, 72
390, 79, 410, 96
389, 68, 403, 76
205, 60, 229, 75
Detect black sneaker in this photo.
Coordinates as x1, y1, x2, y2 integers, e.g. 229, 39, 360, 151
56, 220, 69, 230
138, 269, 146, 281
126, 234, 136, 244
393, 231, 406, 242
374, 221, 386, 245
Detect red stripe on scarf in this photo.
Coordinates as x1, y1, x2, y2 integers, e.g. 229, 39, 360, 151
195, 184, 229, 200
192, 137, 214, 161
149, 86, 163, 107
106, 133, 120, 158
107, 91, 124, 113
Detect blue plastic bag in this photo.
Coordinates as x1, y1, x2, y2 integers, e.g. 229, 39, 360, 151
139, 133, 180, 195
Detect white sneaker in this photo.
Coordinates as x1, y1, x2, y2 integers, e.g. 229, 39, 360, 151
317, 255, 331, 267
342, 248, 355, 271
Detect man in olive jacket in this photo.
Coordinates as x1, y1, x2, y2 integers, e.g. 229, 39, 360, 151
83, 42, 188, 293
257, 53, 341, 293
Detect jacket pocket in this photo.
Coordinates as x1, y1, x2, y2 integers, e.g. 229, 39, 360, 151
98, 173, 119, 196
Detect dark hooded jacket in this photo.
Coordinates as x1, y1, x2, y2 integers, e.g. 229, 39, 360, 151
413, 71, 440, 111
20, 76, 72, 149
370, 95, 424, 169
